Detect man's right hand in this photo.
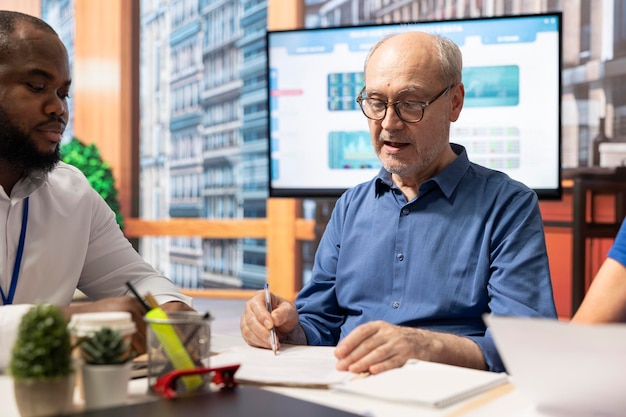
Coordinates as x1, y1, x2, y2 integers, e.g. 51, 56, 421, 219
239, 290, 305, 349
62, 296, 148, 355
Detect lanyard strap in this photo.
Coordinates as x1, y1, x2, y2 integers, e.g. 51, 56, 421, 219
1, 197, 29, 305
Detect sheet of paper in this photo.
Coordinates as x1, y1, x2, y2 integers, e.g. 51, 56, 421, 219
210, 344, 355, 387
486, 316, 626, 416
332, 359, 508, 408
210, 333, 248, 354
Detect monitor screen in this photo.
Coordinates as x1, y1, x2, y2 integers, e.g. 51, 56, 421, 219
267, 13, 562, 199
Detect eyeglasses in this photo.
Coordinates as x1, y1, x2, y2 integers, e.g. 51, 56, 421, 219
356, 85, 453, 123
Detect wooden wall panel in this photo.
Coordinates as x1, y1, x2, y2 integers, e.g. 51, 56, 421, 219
265, 0, 306, 300
541, 195, 574, 318
73, 0, 138, 220
267, 0, 304, 30
544, 227, 573, 317
120, 0, 140, 218
0, 0, 40, 16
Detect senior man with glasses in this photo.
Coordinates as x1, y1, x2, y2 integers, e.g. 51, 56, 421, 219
241, 31, 556, 374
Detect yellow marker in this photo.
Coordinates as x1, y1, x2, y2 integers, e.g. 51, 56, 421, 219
145, 306, 204, 391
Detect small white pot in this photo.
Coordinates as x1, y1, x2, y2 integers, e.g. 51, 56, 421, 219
81, 362, 132, 410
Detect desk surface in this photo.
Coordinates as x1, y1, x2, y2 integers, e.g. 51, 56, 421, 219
66, 386, 362, 417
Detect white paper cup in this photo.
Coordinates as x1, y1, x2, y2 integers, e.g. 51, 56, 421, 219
68, 312, 136, 337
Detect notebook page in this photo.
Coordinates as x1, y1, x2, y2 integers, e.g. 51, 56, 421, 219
332, 359, 508, 408
210, 344, 355, 387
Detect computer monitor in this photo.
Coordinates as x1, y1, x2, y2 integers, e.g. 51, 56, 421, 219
267, 13, 562, 199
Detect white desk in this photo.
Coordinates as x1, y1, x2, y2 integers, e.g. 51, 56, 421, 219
0, 333, 552, 417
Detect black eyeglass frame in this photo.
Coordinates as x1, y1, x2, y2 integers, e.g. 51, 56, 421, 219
355, 85, 454, 123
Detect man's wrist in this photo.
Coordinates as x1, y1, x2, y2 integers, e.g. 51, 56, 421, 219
279, 323, 307, 345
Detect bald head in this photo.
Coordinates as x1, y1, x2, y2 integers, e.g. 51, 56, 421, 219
364, 31, 462, 88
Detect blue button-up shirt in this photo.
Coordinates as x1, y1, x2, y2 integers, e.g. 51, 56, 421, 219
296, 144, 557, 372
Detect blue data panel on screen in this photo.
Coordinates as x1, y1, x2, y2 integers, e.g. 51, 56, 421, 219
328, 131, 380, 170
463, 66, 520, 107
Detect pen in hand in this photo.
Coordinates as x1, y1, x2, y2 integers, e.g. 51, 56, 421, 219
126, 281, 151, 312
264, 283, 278, 355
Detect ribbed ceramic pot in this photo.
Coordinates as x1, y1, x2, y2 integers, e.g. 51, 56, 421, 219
13, 373, 75, 417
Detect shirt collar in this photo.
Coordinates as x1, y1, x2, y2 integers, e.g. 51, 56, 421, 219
374, 143, 469, 200
6, 169, 48, 201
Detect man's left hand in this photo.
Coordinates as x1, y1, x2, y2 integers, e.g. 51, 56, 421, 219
334, 320, 486, 374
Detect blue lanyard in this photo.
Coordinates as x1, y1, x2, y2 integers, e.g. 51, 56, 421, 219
1, 197, 29, 305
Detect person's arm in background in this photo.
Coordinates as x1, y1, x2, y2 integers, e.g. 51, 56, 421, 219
571, 258, 626, 323
572, 218, 626, 323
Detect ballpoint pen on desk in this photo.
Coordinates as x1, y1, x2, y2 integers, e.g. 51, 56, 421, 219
264, 283, 278, 355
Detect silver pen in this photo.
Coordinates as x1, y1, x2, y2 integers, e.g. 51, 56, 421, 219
264, 282, 278, 355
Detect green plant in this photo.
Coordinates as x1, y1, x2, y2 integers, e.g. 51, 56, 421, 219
61, 137, 124, 228
80, 327, 133, 365
9, 304, 73, 380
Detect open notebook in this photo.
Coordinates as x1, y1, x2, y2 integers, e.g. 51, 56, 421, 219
210, 344, 508, 407
486, 315, 626, 416
331, 359, 508, 408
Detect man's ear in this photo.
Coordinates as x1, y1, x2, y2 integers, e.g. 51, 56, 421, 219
449, 83, 465, 122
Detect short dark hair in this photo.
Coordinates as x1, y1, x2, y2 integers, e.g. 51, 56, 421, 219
0, 10, 58, 62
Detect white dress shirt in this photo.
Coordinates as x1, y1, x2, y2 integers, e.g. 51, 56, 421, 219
0, 162, 191, 369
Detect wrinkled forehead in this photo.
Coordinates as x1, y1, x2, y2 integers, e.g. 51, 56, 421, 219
365, 35, 442, 91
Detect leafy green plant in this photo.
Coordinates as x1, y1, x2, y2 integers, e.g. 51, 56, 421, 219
79, 327, 133, 365
61, 137, 124, 228
9, 304, 73, 380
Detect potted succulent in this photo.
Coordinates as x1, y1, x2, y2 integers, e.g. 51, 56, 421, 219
9, 304, 75, 417
78, 327, 135, 409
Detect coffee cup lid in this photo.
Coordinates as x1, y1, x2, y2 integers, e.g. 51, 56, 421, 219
68, 311, 136, 336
